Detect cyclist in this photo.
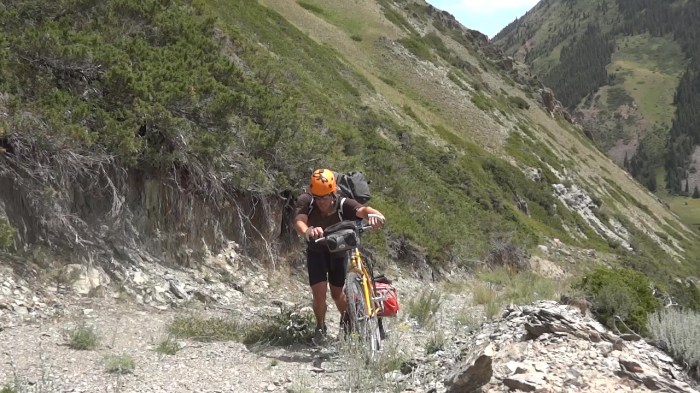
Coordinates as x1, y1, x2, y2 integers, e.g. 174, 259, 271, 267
294, 168, 385, 345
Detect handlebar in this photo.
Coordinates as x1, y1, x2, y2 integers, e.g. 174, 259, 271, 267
314, 215, 383, 243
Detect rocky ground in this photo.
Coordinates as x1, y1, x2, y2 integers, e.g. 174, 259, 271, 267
1, 243, 698, 393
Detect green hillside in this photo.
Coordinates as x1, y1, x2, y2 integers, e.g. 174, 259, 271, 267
0, 0, 699, 306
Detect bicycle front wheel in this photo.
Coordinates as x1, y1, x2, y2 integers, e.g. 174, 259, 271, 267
345, 272, 382, 353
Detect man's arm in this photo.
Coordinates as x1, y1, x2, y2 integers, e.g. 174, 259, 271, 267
294, 214, 310, 237
295, 214, 324, 240
356, 206, 385, 228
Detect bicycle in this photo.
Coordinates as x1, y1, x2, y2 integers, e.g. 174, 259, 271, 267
315, 216, 388, 354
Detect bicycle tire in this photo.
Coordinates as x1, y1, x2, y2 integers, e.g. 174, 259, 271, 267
344, 272, 382, 353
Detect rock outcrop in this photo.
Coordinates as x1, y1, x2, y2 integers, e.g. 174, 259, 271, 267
540, 88, 574, 123
445, 301, 698, 392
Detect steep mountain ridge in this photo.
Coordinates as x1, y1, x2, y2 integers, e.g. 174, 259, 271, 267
494, 0, 700, 198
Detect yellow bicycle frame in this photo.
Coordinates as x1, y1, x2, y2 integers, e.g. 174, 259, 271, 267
349, 248, 381, 317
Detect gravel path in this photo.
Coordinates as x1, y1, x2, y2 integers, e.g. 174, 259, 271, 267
1, 266, 473, 393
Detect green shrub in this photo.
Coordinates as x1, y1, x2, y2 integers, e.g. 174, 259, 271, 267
508, 96, 530, 110
398, 36, 434, 61
0, 217, 14, 251
378, 1, 416, 34
647, 308, 700, 378
66, 325, 100, 350
471, 92, 494, 111
574, 267, 660, 335
379, 76, 396, 87
667, 281, 700, 311
297, 1, 324, 15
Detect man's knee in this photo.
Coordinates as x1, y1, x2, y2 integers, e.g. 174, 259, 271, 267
329, 285, 344, 301
311, 282, 327, 301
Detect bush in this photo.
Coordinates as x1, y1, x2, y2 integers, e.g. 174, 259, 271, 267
647, 308, 700, 378
484, 232, 529, 272
66, 325, 100, 350
508, 96, 530, 110
471, 92, 494, 111
0, 217, 14, 251
667, 281, 700, 311
398, 36, 433, 61
574, 267, 661, 335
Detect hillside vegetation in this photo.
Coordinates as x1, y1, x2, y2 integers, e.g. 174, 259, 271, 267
0, 0, 699, 309
494, 0, 700, 200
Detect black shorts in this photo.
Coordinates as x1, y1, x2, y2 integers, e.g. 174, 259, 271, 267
306, 245, 347, 287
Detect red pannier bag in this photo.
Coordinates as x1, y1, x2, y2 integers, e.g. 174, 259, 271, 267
375, 281, 399, 317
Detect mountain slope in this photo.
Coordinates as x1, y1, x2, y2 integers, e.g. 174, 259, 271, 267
1, 0, 700, 390
0, 0, 698, 308
494, 0, 700, 198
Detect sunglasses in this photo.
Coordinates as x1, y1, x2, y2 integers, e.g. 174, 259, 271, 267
314, 194, 335, 201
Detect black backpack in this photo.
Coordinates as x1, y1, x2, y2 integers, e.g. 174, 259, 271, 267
334, 171, 371, 204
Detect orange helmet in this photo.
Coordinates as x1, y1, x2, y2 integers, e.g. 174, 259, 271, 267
309, 169, 336, 196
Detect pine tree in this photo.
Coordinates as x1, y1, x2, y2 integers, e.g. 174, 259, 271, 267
693, 186, 700, 199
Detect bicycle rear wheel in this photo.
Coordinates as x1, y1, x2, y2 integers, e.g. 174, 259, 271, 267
344, 272, 382, 353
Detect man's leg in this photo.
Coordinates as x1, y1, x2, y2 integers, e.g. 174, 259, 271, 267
329, 284, 346, 316
328, 253, 349, 333
307, 247, 328, 332
310, 281, 328, 330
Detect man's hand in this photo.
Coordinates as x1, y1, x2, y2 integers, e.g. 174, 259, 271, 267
305, 226, 324, 241
367, 213, 385, 228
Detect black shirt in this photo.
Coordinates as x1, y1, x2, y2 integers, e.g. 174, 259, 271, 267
295, 192, 362, 229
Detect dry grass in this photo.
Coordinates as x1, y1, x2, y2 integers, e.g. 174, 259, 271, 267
169, 316, 243, 342
406, 289, 443, 327
647, 308, 700, 377
339, 329, 409, 392
104, 354, 135, 374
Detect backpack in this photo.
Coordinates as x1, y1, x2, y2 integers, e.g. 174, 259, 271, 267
374, 275, 399, 317
334, 171, 371, 204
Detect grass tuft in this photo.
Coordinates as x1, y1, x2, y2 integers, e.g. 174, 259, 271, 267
104, 354, 135, 374
169, 316, 242, 342
407, 290, 442, 327
425, 331, 445, 354
156, 337, 181, 355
